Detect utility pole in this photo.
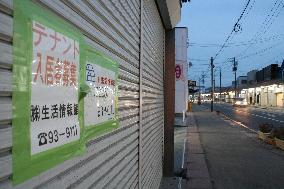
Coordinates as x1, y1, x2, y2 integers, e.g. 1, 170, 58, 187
219, 67, 222, 101
213, 69, 216, 99
198, 77, 201, 103
233, 57, 237, 99
198, 73, 206, 105
210, 57, 214, 112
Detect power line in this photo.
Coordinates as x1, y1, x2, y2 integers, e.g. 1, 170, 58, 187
236, 0, 284, 58
237, 0, 256, 26
188, 58, 208, 62
193, 64, 211, 66
188, 34, 284, 48
238, 42, 282, 60
261, 1, 283, 36
214, 0, 253, 60
217, 1, 284, 67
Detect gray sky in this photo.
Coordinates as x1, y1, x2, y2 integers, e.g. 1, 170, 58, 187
177, 0, 284, 88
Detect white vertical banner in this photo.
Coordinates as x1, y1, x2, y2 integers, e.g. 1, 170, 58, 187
175, 27, 188, 114
30, 21, 80, 155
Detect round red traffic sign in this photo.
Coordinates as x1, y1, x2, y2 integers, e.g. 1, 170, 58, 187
175, 65, 182, 79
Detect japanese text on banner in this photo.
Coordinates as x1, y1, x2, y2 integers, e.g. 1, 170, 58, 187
84, 63, 116, 126
31, 21, 80, 155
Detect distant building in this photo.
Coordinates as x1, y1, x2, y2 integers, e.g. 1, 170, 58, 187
237, 76, 247, 88
205, 87, 228, 93
256, 69, 264, 83
256, 64, 279, 83
205, 87, 211, 93
240, 62, 284, 107
279, 60, 284, 80
263, 64, 278, 81
247, 70, 257, 85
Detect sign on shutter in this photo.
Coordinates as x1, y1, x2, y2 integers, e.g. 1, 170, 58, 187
31, 20, 80, 155
84, 47, 119, 141
13, 1, 85, 184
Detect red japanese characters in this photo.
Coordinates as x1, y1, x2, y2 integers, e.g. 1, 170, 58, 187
32, 21, 79, 87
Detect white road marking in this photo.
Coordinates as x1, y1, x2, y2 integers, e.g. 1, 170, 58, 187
215, 103, 284, 117
217, 106, 284, 123
208, 102, 284, 126
234, 109, 284, 123
262, 113, 276, 118
221, 114, 257, 133
178, 137, 187, 189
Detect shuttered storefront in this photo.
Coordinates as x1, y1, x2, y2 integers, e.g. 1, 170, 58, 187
276, 93, 283, 107
0, 0, 167, 188
141, 0, 164, 188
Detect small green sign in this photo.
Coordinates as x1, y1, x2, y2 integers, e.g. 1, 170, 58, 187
83, 46, 119, 141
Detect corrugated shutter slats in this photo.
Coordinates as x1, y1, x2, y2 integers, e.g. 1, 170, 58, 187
0, 0, 166, 188
141, 0, 164, 189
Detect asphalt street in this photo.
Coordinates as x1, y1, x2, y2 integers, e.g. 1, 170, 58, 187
202, 102, 284, 131
193, 105, 284, 189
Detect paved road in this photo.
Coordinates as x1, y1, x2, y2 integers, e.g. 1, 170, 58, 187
202, 102, 284, 131
193, 105, 284, 189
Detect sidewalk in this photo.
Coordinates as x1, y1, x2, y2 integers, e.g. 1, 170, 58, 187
160, 112, 212, 189
185, 111, 212, 189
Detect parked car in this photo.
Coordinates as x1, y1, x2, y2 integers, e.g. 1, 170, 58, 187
233, 97, 248, 107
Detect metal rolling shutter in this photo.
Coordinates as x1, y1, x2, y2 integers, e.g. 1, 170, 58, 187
276, 93, 283, 107
0, 0, 165, 188
0, 0, 13, 188
141, 0, 165, 189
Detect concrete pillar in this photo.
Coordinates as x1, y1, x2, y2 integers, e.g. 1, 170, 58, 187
163, 29, 175, 176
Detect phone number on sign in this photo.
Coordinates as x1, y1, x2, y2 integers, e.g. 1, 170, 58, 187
37, 125, 78, 147
97, 105, 115, 118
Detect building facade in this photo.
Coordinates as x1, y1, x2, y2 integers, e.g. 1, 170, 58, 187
0, 0, 181, 188
235, 63, 284, 107
242, 84, 284, 107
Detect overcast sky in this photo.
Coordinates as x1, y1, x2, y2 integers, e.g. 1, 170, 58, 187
177, 0, 284, 88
